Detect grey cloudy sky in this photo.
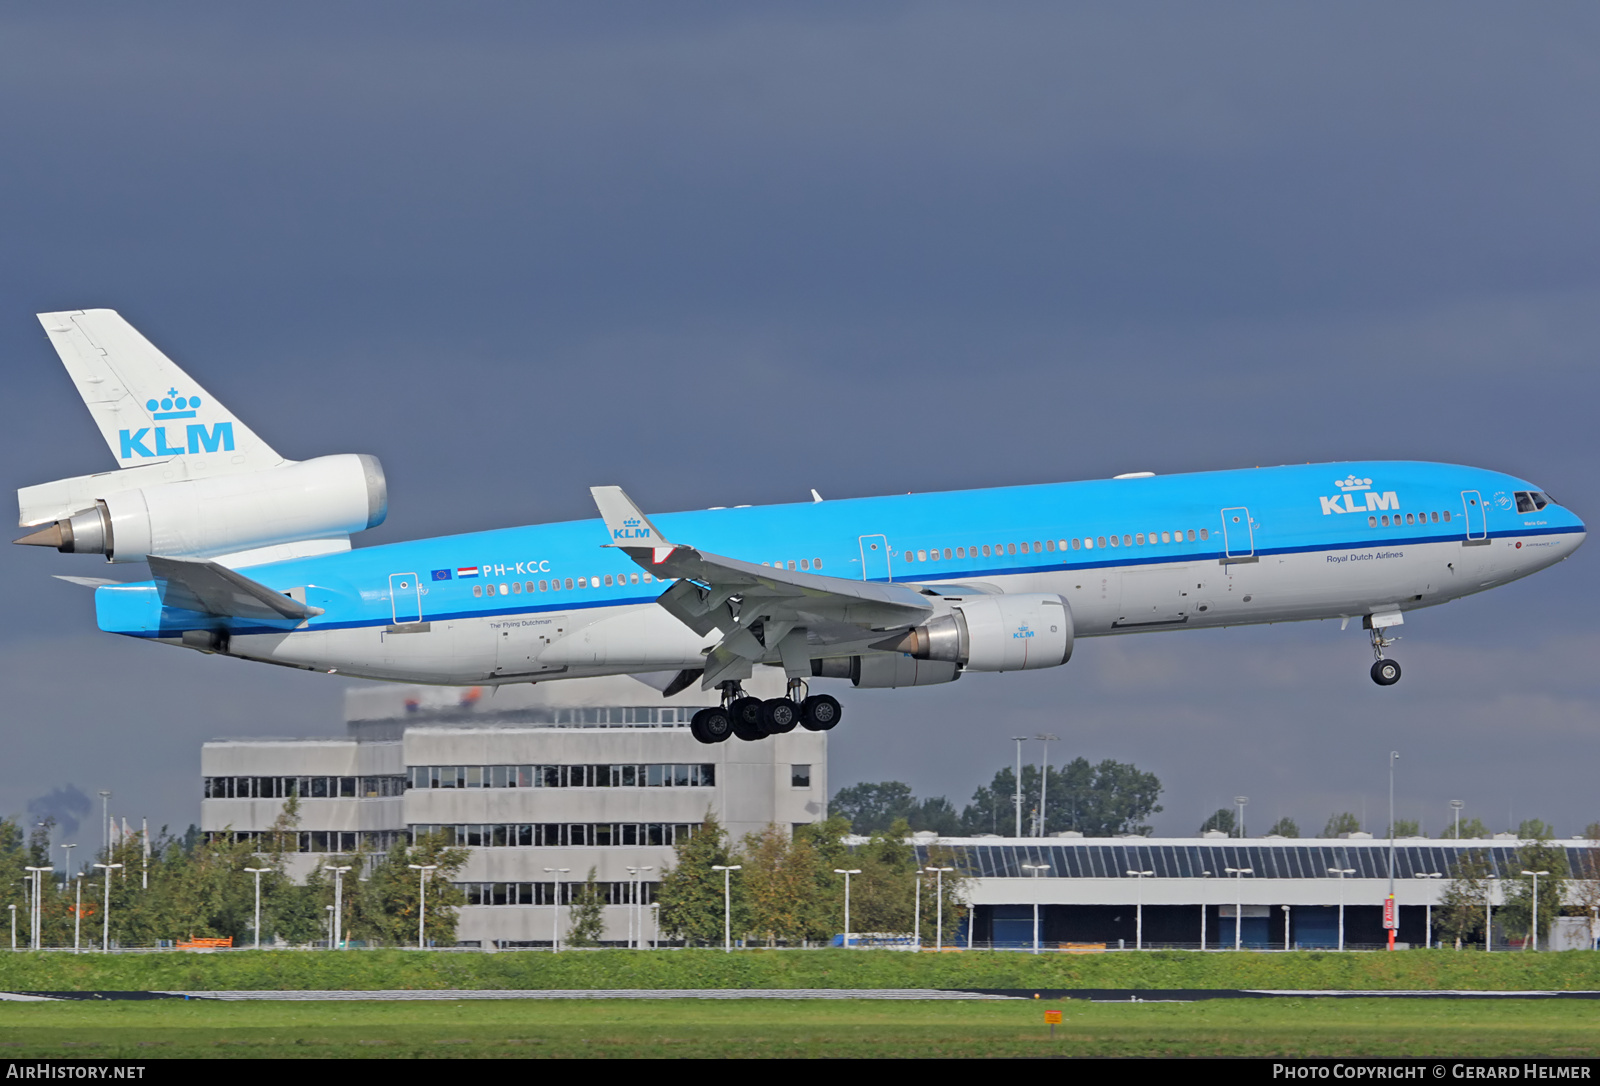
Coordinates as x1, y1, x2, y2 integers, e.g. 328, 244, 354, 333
2, 3, 1596, 845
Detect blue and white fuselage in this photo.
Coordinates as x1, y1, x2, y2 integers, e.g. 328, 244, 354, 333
94, 460, 1582, 683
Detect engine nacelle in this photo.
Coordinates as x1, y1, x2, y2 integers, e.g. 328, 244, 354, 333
19, 454, 386, 562
886, 593, 1074, 672
811, 655, 962, 688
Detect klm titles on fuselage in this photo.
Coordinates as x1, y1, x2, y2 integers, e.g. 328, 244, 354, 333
1319, 476, 1400, 516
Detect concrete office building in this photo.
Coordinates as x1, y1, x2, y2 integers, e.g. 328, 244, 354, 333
202, 669, 828, 945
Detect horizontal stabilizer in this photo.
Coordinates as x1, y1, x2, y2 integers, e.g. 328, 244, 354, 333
53, 575, 120, 588
147, 555, 321, 621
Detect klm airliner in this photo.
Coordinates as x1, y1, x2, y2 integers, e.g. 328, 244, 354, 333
16, 311, 1586, 744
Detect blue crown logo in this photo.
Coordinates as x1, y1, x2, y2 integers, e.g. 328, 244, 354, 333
146, 387, 201, 420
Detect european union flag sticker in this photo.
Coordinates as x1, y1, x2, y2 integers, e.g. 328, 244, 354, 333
431, 569, 452, 581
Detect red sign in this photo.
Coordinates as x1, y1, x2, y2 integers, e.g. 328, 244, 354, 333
1383, 894, 1397, 929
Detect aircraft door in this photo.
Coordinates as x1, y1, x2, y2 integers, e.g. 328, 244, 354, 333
1460, 491, 1488, 542
859, 535, 892, 582
1220, 507, 1255, 559
388, 572, 422, 625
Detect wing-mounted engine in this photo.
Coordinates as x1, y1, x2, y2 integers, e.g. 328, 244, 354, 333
877, 592, 1074, 672
16, 454, 387, 563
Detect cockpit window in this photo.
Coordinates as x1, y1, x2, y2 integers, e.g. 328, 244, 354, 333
1515, 491, 1553, 513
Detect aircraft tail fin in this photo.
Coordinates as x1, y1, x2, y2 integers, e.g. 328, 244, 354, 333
36, 310, 282, 470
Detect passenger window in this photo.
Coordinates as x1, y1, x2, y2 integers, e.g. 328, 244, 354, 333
1431, 512, 1439, 523
1406, 513, 1415, 525
1122, 534, 1131, 546
1033, 541, 1042, 552
1381, 515, 1390, 526
800, 559, 809, 570
1368, 516, 1377, 527
982, 545, 991, 557
563, 578, 573, 589
917, 550, 927, 562
1443, 511, 1451, 522
631, 573, 639, 584
957, 547, 966, 558
1187, 530, 1197, 542
577, 578, 587, 588
1072, 538, 1081, 550
539, 580, 548, 592
1096, 536, 1106, 548
473, 585, 483, 598
943, 548, 952, 560
1136, 533, 1144, 545
1007, 543, 1017, 556
486, 584, 496, 597
604, 575, 613, 587
1199, 529, 1208, 541
513, 581, 521, 593
1020, 542, 1029, 554
1109, 535, 1119, 548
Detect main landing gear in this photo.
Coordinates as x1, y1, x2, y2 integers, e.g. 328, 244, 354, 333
687, 680, 842, 744
1369, 625, 1401, 687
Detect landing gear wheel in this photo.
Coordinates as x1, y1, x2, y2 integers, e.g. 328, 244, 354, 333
800, 694, 842, 731
1370, 659, 1402, 686
690, 707, 732, 744
761, 698, 799, 734
729, 697, 766, 741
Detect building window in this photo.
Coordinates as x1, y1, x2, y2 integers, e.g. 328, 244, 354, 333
791, 764, 811, 788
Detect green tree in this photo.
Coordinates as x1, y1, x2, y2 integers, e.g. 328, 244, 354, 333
1436, 849, 1492, 948
739, 823, 833, 946
1388, 819, 1421, 837
1266, 817, 1300, 838
566, 867, 607, 947
343, 832, 469, 947
909, 796, 962, 836
961, 758, 1163, 837
1441, 817, 1489, 840
830, 782, 917, 834
1321, 812, 1362, 838
656, 812, 742, 945
1199, 808, 1236, 835
1499, 829, 1567, 948
846, 819, 919, 936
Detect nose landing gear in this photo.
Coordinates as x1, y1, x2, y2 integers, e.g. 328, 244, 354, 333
1369, 625, 1401, 686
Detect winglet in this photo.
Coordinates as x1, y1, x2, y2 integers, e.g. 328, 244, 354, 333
590, 486, 676, 563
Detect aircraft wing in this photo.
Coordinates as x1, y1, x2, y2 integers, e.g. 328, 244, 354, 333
591, 486, 933, 687
147, 555, 322, 622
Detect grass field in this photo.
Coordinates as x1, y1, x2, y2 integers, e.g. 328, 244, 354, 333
1, 997, 1597, 1058
3, 947, 1600, 993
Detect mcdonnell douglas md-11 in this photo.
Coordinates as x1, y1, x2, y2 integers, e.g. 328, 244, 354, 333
16, 311, 1585, 744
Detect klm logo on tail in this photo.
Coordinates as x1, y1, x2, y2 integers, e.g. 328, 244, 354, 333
612, 516, 652, 541
117, 386, 235, 459
1319, 475, 1399, 516
119, 422, 234, 459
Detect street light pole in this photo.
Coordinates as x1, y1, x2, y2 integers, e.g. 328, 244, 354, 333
408, 865, 436, 949
1035, 733, 1058, 836
1200, 870, 1211, 950
244, 867, 271, 950
1126, 869, 1153, 950
1522, 870, 1550, 950
713, 865, 742, 952
1329, 867, 1354, 951
544, 867, 569, 952
1021, 863, 1048, 953
324, 866, 351, 949
1450, 800, 1464, 840
24, 867, 51, 950
1226, 867, 1253, 950
1234, 796, 1248, 839
833, 868, 861, 948
1414, 872, 1441, 949
1387, 751, 1400, 951
94, 863, 121, 951
1011, 737, 1027, 838
73, 875, 82, 954
925, 866, 953, 950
